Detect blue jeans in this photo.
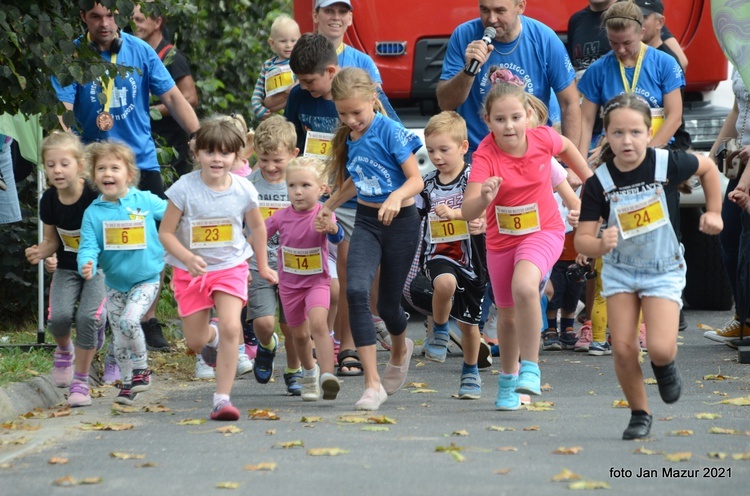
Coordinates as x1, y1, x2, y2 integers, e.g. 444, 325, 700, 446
347, 204, 419, 347
0, 137, 21, 224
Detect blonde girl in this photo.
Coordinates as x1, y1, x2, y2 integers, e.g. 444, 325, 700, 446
318, 67, 424, 410
25, 132, 106, 407
461, 80, 591, 411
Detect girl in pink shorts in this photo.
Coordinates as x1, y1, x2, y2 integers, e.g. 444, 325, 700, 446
461, 80, 591, 411
159, 116, 277, 421
266, 157, 345, 402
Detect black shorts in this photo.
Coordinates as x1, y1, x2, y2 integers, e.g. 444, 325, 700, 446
418, 258, 486, 325
548, 259, 584, 313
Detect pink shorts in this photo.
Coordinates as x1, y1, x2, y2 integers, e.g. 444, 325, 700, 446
279, 284, 330, 327
487, 230, 564, 308
173, 262, 248, 317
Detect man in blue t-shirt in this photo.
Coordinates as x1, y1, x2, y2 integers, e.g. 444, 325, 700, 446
437, 0, 580, 164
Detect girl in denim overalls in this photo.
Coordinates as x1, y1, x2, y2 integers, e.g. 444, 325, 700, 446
575, 94, 723, 440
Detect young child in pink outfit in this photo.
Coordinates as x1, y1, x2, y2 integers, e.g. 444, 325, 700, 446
266, 157, 344, 401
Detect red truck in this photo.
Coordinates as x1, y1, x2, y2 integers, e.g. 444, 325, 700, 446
294, 0, 732, 310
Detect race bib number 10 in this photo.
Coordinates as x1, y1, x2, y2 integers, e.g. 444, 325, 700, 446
428, 213, 469, 244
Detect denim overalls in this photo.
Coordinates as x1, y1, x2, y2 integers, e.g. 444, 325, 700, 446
596, 149, 686, 303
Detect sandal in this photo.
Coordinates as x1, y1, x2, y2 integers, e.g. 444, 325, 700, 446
337, 349, 364, 377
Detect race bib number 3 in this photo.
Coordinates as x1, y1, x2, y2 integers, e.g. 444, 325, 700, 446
265, 66, 294, 97
103, 220, 146, 251
57, 227, 81, 253
304, 131, 335, 159
428, 213, 469, 244
495, 204, 541, 236
190, 218, 234, 249
615, 195, 668, 239
282, 246, 323, 275
259, 201, 290, 221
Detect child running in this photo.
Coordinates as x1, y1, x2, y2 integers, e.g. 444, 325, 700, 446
78, 140, 165, 406
461, 80, 591, 411
25, 132, 106, 407
575, 93, 723, 439
159, 116, 277, 421
267, 156, 344, 401
318, 67, 424, 410
417, 111, 488, 398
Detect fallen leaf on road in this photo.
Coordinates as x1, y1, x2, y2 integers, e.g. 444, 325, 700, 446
704, 374, 732, 381
78, 422, 133, 431
695, 413, 721, 420
406, 382, 428, 388
301, 416, 323, 423
525, 401, 554, 411
1, 420, 41, 431
435, 443, 465, 453
244, 462, 277, 471
2, 437, 29, 446
553, 446, 583, 455
612, 400, 629, 408
523, 425, 540, 431
452, 430, 469, 437
308, 447, 349, 456
664, 452, 692, 462
415, 360, 424, 367
707, 452, 728, 460
50, 407, 71, 418
249, 409, 279, 420
708, 427, 740, 435
410, 388, 437, 393
142, 404, 170, 413
540, 383, 553, 391
216, 482, 240, 489
644, 378, 657, 385
658, 416, 673, 421
568, 480, 610, 490
48, 457, 68, 465
732, 452, 750, 460
52, 476, 77, 487
451, 451, 466, 462
713, 391, 728, 396
369, 416, 396, 424
216, 425, 243, 435
176, 419, 206, 426
266, 430, 276, 435
488, 426, 516, 432
494, 468, 512, 475
275, 440, 303, 449
337, 415, 369, 424
634, 447, 661, 455
361, 426, 389, 432
551, 468, 582, 482
110, 452, 145, 460
112, 404, 139, 413
496, 446, 518, 452
667, 430, 693, 437
135, 462, 157, 468
719, 396, 750, 406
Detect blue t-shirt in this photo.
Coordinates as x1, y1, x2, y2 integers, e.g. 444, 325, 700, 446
440, 16, 575, 153
346, 113, 422, 203
578, 46, 685, 109
51, 32, 176, 172
339, 45, 382, 84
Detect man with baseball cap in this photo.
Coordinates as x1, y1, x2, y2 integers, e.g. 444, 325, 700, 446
634, 0, 663, 16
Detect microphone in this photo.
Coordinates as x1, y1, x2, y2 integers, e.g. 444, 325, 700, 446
464, 26, 497, 76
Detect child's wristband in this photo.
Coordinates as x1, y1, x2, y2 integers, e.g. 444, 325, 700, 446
326, 223, 344, 244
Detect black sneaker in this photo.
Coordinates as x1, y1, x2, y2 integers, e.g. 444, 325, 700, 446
131, 368, 152, 393
727, 336, 750, 349
114, 384, 138, 406
678, 309, 687, 332
651, 361, 682, 404
559, 327, 578, 349
622, 413, 652, 440
142, 318, 170, 352
542, 328, 562, 351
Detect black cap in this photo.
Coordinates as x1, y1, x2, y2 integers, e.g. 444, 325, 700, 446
633, 0, 664, 16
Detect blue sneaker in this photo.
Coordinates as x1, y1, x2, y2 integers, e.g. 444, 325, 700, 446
253, 334, 278, 384
515, 360, 541, 396
588, 341, 612, 356
542, 328, 561, 351
424, 330, 449, 363
283, 369, 302, 396
458, 371, 482, 399
495, 373, 521, 410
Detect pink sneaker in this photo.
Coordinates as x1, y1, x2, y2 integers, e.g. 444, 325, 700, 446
574, 322, 592, 352
244, 343, 258, 361
210, 400, 240, 421
639, 323, 647, 351
67, 382, 92, 407
52, 347, 75, 387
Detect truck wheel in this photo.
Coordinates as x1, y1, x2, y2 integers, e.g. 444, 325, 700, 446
681, 207, 734, 310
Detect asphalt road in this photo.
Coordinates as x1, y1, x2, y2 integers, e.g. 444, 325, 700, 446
0, 308, 748, 495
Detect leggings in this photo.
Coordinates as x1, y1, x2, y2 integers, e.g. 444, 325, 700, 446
347, 204, 419, 347
106, 282, 159, 385
48, 268, 107, 349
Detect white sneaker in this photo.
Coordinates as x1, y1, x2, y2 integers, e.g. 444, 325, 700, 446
195, 356, 215, 379
236, 350, 254, 376
373, 316, 392, 350
301, 364, 321, 402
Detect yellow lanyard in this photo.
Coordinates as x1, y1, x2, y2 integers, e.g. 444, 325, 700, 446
336, 42, 345, 55
88, 33, 119, 113
618, 43, 646, 94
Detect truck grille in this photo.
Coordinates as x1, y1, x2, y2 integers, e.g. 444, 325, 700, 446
375, 41, 407, 56
412, 38, 449, 99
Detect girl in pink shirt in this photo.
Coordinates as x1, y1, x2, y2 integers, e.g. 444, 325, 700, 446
266, 157, 345, 402
462, 80, 590, 411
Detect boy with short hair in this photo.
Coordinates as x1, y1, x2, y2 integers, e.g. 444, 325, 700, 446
248, 115, 303, 395
417, 111, 489, 399
252, 14, 301, 121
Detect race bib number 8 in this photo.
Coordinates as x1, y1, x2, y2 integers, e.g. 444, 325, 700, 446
615, 195, 668, 239
103, 220, 146, 250
190, 218, 234, 249
282, 246, 323, 275
495, 204, 541, 236
428, 213, 469, 244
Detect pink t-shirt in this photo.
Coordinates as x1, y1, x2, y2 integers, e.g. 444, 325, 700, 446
469, 125, 564, 252
265, 202, 335, 290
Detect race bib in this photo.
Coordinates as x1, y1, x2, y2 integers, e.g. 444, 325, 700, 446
614, 194, 668, 240
57, 227, 81, 253
304, 131, 335, 159
265, 66, 294, 97
650, 107, 664, 138
103, 220, 146, 251
259, 200, 290, 220
281, 246, 323, 275
189, 218, 234, 249
428, 213, 469, 244
495, 204, 541, 236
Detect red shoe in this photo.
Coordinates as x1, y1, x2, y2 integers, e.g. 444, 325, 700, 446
210, 400, 240, 421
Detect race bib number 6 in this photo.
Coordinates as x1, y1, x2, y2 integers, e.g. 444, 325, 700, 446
495, 203, 541, 236
103, 220, 146, 251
